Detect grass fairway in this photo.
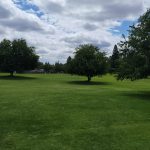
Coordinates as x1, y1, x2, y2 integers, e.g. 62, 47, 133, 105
0, 74, 150, 150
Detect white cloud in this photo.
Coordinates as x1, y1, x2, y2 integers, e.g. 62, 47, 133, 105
0, 0, 149, 63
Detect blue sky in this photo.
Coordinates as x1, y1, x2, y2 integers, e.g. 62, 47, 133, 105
12, 0, 44, 17
0, 0, 149, 63
110, 20, 135, 36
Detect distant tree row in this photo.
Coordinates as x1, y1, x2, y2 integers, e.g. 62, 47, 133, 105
37, 62, 66, 73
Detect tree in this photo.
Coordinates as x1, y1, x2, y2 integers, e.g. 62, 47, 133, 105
66, 56, 73, 73
109, 45, 120, 73
117, 9, 150, 80
68, 44, 107, 82
37, 62, 44, 69
43, 62, 53, 73
0, 39, 39, 76
54, 61, 65, 73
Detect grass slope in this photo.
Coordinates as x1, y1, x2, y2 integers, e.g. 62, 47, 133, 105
0, 73, 150, 150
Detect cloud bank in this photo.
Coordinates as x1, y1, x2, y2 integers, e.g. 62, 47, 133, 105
0, 0, 149, 63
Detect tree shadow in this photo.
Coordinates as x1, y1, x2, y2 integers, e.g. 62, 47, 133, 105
123, 91, 150, 101
0, 75, 37, 80
67, 80, 111, 86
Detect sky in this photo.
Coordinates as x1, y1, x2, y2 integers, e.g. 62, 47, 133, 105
0, 0, 150, 63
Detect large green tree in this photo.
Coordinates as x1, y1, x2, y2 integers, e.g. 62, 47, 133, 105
117, 9, 150, 80
67, 44, 107, 82
0, 39, 39, 76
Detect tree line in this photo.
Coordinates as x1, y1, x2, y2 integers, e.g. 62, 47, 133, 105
0, 9, 149, 82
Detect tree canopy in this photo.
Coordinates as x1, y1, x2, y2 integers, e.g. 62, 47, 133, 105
117, 9, 150, 80
67, 44, 107, 81
0, 39, 39, 76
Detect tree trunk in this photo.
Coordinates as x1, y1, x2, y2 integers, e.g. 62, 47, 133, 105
10, 71, 14, 77
88, 75, 91, 82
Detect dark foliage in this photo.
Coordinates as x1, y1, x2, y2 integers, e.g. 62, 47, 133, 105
67, 44, 108, 81
0, 39, 39, 76
109, 45, 120, 73
117, 9, 150, 80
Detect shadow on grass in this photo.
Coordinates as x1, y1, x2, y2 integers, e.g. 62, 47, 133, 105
0, 75, 37, 80
67, 80, 111, 86
123, 91, 150, 101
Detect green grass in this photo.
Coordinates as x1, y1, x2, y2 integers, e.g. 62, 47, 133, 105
0, 73, 150, 150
